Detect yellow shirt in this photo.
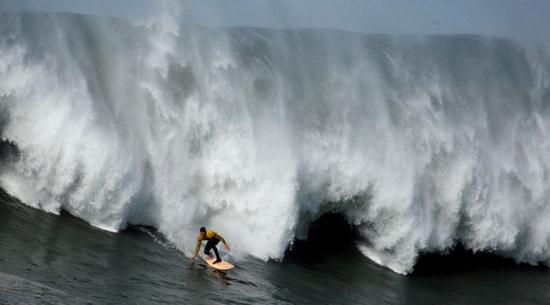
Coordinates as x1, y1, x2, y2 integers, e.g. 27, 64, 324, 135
193, 229, 227, 256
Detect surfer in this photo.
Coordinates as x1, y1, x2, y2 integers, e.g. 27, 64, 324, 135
191, 227, 230, 264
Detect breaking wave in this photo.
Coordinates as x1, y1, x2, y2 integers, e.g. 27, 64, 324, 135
1, 8, 550, 274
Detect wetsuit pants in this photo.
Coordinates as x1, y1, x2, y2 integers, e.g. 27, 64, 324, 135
204, 238, 221, 261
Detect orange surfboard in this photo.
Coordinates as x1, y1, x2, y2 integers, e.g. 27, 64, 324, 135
202, 256, 234, 271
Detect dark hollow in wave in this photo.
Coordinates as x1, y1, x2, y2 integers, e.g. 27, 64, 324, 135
286, 213, 359, 260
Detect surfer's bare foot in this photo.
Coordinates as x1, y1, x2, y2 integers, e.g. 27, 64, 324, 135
213, 259, 222, 264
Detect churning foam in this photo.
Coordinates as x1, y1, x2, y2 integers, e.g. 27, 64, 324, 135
1, 9, 550, 273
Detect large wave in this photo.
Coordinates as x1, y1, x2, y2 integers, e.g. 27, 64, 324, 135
1, 9, 550, 274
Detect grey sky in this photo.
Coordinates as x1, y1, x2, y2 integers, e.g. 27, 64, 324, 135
1, 0, 549, 41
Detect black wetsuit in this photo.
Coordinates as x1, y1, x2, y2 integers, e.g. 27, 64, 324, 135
204, 237, 221, 261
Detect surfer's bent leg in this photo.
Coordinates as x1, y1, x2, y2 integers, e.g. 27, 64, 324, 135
204, 238, 221, 261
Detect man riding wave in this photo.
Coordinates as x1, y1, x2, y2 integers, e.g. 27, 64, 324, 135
191, 227, 230, 264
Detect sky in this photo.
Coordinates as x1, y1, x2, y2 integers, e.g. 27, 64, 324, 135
1, 0, 549, 42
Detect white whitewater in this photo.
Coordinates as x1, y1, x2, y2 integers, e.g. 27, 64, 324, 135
1, 8, 550, 274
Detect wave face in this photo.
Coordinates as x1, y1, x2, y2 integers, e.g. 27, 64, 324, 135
1, 10, 550, 274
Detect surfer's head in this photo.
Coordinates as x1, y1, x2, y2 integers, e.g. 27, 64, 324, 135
199, 227, 206, 236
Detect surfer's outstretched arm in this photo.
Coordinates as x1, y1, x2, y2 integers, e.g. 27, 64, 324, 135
214, 232, 231, 251
191, 236, 202, 259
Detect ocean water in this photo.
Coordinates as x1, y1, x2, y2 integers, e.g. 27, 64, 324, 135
1, 8, 550, 304
2, 191, 550, 304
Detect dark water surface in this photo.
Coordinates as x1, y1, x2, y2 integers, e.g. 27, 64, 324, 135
1, 190, 549, 304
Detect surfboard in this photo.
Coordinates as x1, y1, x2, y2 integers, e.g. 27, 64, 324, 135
202, 256, 234, 271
